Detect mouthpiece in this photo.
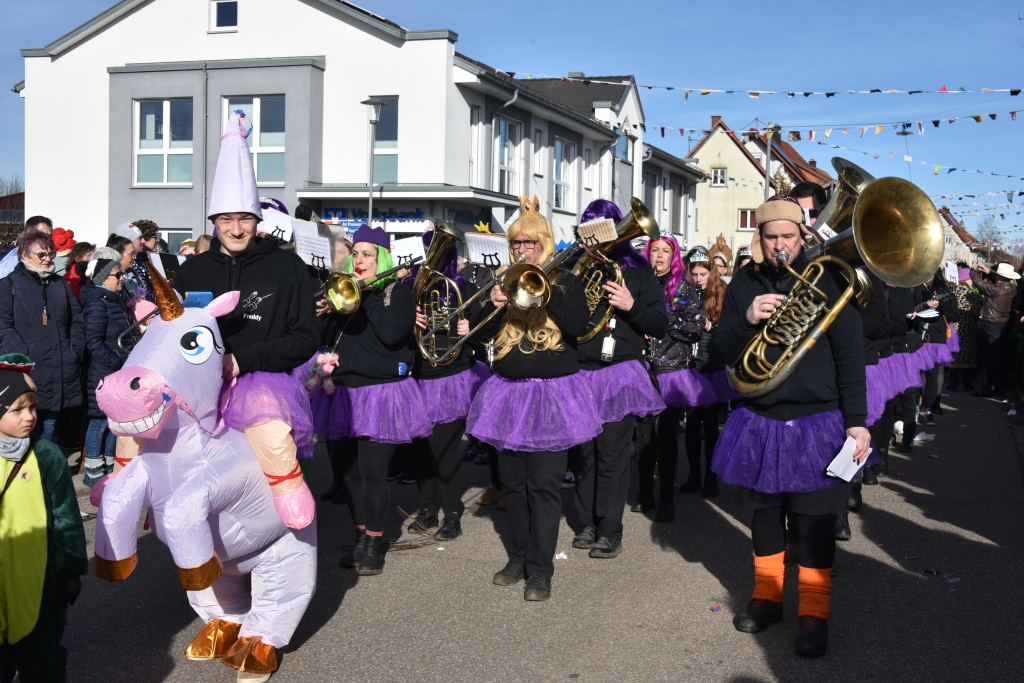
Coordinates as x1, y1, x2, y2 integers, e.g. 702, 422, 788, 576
776, 249, 791, 264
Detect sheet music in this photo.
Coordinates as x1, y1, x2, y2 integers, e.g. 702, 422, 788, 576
391, 236, 426, 268
465, 232, 510, 268
260, 208, 294, 242
291, 220, 332, 269
577, 219, 617, 247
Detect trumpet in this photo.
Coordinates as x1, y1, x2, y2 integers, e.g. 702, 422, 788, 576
419, 240, 582, 365
317, 256, 422, 315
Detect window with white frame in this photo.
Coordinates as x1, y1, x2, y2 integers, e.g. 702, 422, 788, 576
711, 168, 727, 187
210, 1, 238, 31
225, 96, 286, 185
158, 229, 193, 254
738, 209, 757, 231
614, 131, 632, 162
373, 96, 398, 184
134, 99, 193, 186
554, 138, 576, 210
671, 181, 683, 232
643, 170, 657, 209
495, 116, 522, 196
469, 106, 481, 187
533, 129, 545, 176
583, 148, 593, 190
752, 153, 764, 167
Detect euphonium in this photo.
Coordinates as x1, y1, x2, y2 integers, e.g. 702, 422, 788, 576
572, 197, 660, 342
413, 220, 464, 366
727, 158, 944, 398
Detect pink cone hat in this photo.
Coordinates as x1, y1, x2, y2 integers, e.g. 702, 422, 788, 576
207, 111, 263, 222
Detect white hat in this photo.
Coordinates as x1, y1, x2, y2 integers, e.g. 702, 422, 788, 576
207, 110, 263, 222
994, 262, 1021, 280
113, 223, 142, 241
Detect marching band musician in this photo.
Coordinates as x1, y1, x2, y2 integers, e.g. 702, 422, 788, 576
711, 196, 871, 657
635, 236, 716, 522
314, 224, 432, 576
406, 229, 489, 541
567, 200, 668, 558
466, 197, 602, 602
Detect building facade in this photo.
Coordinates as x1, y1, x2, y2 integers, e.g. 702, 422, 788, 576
15, 0, 703, 249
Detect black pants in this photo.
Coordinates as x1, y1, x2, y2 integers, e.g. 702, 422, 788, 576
978, 324, 1006, 394
922, 362, 940, 411
684, 403, 721, 479
571, 415, 635, 542
636, 407, 681, 497
869, 398, 895, 453
752, 506, 835, 568
498, 449, 568, 578
485, 440, 502, 489
326, 438, 357, 487
898, 387, 918, 447
0, 582, 69, 683
414, 419, 466, 517
948, 367, 974, 387
338, 437, 395, 533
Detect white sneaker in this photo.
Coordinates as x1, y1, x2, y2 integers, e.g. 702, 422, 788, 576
237, 671, 272, 683
561, 471, 575, 489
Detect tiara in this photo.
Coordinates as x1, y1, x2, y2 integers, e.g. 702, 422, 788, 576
738, 246, 752, 257
687, 248, 710, 264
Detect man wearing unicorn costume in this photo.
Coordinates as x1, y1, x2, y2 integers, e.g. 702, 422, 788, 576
174, 110, 319, 529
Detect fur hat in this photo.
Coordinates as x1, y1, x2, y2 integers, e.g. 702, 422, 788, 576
750, 197, 813, 263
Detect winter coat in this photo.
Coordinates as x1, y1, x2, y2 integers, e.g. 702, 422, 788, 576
0, 263, 85, 412
912, 283, 959, 344
79, 284, 134, 419
651, 277, 706, 374
971, 270, 1016, 326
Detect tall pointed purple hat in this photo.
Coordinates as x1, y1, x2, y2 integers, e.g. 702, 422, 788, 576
207, 110, 263, 222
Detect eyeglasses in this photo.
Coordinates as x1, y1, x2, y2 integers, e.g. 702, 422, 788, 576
510, 239, 540, 250
32, 251, 56, 260
109, 271, 124, 279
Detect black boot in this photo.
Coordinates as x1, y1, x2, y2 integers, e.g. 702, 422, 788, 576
572, 526, 597, 549
407, 507, 439, 534
356, 535, 385, 575
834, 512, 852, 541
878, 449, 890, 475
492, 562, 525, 586
678, 475, 702, 494
847, 481, 863, 511
861, 464, 878, 486
338, 529, 367, 568
654, 488, 675, 523
434, 513, 463, 541
523, 576, 551, 601
733, 598, 783, 633
320, 482, 343, 501
630, 490, 655, 513
795, 616, 829, 657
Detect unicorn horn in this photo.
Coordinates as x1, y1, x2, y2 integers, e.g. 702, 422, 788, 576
147, 261, 184, 321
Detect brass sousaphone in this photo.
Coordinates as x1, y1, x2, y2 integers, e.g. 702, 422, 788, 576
727, 157, 945, 397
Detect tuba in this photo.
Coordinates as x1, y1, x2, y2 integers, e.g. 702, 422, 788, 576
413, 220, 464, 366
572, 197, 660, 343
727, 157, 944, 398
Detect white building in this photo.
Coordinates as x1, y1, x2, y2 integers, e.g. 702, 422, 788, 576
13, 0, 705, 250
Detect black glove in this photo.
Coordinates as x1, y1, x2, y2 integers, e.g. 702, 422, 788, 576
56, 569, 82, 606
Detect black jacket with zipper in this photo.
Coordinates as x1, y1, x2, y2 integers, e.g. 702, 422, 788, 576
576, 266, 669, 371
174, 237, 319, 375
714, 251, 867, 429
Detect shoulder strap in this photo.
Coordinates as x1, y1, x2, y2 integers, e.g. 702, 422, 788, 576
0, 456, 26, 505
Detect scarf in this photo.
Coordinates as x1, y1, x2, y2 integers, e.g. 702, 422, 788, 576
0, 434, 30, 462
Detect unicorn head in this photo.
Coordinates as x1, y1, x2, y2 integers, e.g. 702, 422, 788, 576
97, 264, 239, 439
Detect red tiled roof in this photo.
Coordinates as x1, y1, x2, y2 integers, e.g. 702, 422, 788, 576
939, 207, 1021, 268
768, 139, 833, 184
0, 192, 23, 212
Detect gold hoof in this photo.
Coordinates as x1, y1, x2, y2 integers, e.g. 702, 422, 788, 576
221, 636, 278, 675
94, 553, 138, 582
184, 619, 242, 660
177, 553, 223, 591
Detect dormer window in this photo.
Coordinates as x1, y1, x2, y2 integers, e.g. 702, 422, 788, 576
211, 1, 238, 32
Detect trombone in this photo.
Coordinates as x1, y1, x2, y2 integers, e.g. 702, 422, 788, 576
419, 240, 582, 365
317, 256, 422, 315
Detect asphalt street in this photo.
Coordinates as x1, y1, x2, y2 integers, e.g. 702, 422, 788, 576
65, 391, 1024, 683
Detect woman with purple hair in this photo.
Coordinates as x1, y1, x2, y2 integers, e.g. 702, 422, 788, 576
634, 235, 717, 522
404, 229, 489, 541
569, 199, 668, 558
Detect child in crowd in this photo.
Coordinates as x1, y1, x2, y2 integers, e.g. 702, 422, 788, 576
0, 353, 88, 682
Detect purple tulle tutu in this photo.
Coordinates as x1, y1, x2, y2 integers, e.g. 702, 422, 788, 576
222, 371, 315, 459
312, 379, 432, 444
889, 352, 923, 392
707, 369, 742, 403
467, 373, 603, 452
657, 368, 718, 408
712, 407, 849, 494
418, 362, 490, 425
949, 327, 960, 354
865, 362, 897, 426
579, 360, 666, 423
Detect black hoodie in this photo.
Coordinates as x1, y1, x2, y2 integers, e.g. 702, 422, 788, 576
174, 236, 319, 375
714, 250, 867, 429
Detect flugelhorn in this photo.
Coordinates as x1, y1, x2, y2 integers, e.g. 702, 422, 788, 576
317, 256, 422, 315
727, 158, 944, 397
413, 220, 464, 366
572, 197, 660, 343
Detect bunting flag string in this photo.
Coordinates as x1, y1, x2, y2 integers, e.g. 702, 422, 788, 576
795, 139, 1024, 181
497, 73, 1022, 98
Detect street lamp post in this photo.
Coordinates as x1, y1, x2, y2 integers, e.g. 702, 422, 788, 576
763, 123, 781, 202
361, 98, 387, 226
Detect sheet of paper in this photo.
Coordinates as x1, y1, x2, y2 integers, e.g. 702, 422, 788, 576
391, 235, 426, 268
260, 208, 293, 242
825, 436, 871, 482
944, 260, 958, 284
577, 218, 617, 247
909, 308, 940, 319
291, 219, 332, 268
465, 232, 510, 268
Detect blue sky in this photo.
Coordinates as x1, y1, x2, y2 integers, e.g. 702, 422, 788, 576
3, 0, 1021, 237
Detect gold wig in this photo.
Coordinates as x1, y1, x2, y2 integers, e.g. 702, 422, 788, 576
494, 196, 565, 359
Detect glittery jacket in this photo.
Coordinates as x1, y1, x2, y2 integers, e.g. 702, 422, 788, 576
650, 276, 706, 374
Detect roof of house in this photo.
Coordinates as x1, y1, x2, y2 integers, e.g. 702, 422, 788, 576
761, 137, 833, 185
644, 143, 707, 181
939, 207, 1021, 268
0, 192, 24, 212
453, 54, 617, 139
509, 76, 633, 118
686, 119, 776, 190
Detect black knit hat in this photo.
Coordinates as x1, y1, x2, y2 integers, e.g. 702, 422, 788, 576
0, 354, 36, 420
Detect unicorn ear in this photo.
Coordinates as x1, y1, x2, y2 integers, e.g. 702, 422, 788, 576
205, 291, 240, 318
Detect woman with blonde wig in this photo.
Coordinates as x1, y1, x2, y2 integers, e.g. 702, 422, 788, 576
466, 197, 601, 602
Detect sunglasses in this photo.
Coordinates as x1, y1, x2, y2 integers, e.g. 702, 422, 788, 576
32, 251, 57, 260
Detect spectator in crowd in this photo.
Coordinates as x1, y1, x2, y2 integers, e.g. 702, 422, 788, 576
971, 262, 1019, 397
154, 239, 169, 254
0, 228, 84, 443
733, 245, 753, 275
134, 219, 160, 254
105, 235, 142, 307
179, 239, 197, 256
948, 267, 982, 391
790, 182, 828, 229
77, 253, 133, 486
62, 242, 95, 299
0, 215, 53, 279
195, 234, 213, 254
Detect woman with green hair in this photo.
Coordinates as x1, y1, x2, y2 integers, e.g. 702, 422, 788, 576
312, 225, 431, 576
